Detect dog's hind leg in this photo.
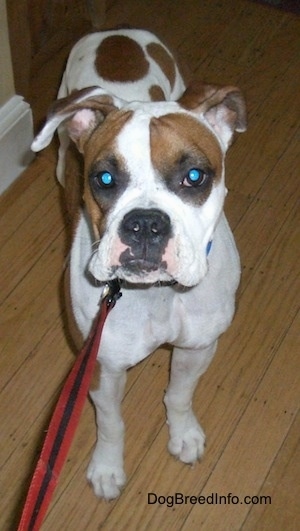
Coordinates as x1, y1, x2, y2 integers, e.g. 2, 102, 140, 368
164, 342, 217, 464
87, 364, 127, 499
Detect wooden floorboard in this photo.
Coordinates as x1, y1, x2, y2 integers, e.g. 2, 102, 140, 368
1, 1, 299, 529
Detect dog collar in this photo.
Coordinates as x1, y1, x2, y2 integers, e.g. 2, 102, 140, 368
206, 240, 213, 256
103, 241, 212, 294
102, 278, 123, 305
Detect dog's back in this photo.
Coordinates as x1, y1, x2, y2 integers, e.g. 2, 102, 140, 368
58, 29, 185, 102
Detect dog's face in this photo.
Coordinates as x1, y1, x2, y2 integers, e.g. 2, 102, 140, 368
84, 102, 226, 287
32, 83, 246, 287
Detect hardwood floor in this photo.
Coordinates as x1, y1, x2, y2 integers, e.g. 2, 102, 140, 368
1, 1, 299, 529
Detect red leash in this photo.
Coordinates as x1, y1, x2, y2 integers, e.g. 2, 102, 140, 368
17, 281, 122, 531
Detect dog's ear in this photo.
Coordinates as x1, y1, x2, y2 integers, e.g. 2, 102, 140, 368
178, 81, 247, 149
31, 86, 124, 153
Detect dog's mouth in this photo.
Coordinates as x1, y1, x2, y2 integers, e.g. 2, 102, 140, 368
121, 258, 167, 273
111, 258, 174, 284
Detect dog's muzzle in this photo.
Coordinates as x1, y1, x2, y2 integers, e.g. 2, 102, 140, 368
118, 208, 172, 273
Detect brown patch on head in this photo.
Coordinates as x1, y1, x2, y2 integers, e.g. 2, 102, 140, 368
149, 85, 166, 101
82, 109, 134, 238
150, 113, 223, 204
95, 35, 149, 82
146, 42, 176, 90
151, 113, 223, 175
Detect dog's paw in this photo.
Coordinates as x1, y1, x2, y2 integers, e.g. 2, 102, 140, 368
168, 420, 206, 464
87, 460, 126, 500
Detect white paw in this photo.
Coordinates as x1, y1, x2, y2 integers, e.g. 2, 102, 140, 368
168, 419, 206, 464
87, 459, 126, 500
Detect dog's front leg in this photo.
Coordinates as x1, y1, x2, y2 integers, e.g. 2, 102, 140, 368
164, 342, 217, 464
87, 363, 127, 499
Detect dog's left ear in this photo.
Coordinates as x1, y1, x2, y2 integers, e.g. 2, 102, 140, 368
31, 86, 124, 153
178, 81, 247, 149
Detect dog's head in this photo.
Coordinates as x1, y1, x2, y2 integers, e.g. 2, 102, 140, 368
32, 82, 246, 287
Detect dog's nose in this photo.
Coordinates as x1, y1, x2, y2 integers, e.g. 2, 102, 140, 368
120, 208, 171, 246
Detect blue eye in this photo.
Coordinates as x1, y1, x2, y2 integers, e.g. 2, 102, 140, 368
183, 168, 206, 187
98, 171, 115, 188
100, 171, 113, 186
189, 169, 201, 182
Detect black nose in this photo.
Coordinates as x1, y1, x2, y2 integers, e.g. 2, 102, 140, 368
120, 208, 171, 247
119, 209, 172, 269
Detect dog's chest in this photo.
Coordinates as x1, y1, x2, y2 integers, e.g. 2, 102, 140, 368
70, 211, 240, 360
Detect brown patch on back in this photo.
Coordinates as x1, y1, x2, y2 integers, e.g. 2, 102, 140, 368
146, 42, 176, 90
95, 35, 149, 82
150, 112, 223, 183
149, 85, 166, 101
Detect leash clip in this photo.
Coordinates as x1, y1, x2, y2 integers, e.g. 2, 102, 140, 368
102, 279, 123, 308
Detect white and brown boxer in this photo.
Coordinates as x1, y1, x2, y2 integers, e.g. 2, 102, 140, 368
32, 28, 246, 500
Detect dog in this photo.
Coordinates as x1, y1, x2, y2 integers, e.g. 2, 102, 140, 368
32, 28, 246, 500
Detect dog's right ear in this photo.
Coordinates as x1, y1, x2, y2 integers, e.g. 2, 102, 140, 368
31, 86, 124, 153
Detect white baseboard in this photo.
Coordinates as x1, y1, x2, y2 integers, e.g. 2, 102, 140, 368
0, 95, 34, 194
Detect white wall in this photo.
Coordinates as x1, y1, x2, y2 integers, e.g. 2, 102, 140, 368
0, 0, 34, 194
0, 0, 15, 105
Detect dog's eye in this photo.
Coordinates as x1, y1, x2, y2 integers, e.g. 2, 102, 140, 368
182, 168, 207, 187
96, 171, 115, 188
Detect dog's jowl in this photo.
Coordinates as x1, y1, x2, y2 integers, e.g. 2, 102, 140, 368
32, 28, 246, 500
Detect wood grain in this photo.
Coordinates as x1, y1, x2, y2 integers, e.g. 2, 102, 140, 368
1, 1, 299, 529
